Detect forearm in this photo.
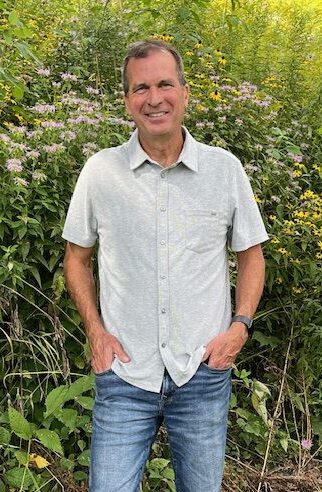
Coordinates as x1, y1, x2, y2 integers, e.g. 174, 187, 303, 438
63, 256, 104, 338
235, 245, 265, 318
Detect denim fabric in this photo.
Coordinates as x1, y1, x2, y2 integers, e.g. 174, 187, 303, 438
90, 364, 231, 492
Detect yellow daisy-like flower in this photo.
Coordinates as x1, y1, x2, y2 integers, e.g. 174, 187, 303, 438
194, 41, 203, 49
316, 252, 322, 259
254, 195, 262, 203
271, 238, 280, 244
275, 277, 283, 284
277, 248, 290, 256
290, 258, 300, 264
218, 56, 226, 66
269, 215, 277, 221
209, 91, 222, 102
292, 287, 302, 294
185, 51, 193, 56
292, 170, 302, 178
195, 104, 206, 112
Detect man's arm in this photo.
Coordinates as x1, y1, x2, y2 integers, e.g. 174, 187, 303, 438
202, 244, 265, 368
63, 241, 130, 373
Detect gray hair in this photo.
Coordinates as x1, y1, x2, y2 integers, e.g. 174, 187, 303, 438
122, 39, 186, 95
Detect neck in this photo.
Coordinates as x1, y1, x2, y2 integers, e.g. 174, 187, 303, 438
139, 128, 185, 167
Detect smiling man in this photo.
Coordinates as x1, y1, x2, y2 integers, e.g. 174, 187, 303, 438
62, 40, 269, 492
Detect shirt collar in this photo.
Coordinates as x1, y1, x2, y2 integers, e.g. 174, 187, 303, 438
127, 127, 199, 172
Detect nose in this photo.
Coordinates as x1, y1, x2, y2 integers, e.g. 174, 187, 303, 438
147, 86, 162, 107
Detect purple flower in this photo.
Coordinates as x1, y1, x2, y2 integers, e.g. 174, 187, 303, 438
0, 133, 11, 143
6, 159, 23, 172
43, 143, 65, 153
32, 171, 47, 182
32, 103, 56, 114
60, 130, 77, 141
86, 87, 100, 95
26, 150, 41, 158
41, 121, 65, 129
61, 72, 78, 82
82, 142, 98, 156
37, 68, 50, 76
13, 177, 28, 187
287, 152, 303, 163
301, 439, 312, 450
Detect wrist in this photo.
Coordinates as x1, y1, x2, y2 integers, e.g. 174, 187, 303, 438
231, 314, 254, 338
229, 321, 249, 340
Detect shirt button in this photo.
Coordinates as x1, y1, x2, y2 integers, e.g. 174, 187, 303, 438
160, 240, 166, 245
160, 275, 166, 279
160, 207, 166, 212
160, 172, 166, 179
161, 342, 167, 348
161, 308, 166, 313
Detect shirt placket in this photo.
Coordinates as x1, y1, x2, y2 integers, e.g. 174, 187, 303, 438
157, 168, 170, 358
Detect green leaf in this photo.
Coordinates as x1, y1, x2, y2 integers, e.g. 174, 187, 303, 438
0, 426, 10, 444
4, 467, 33, 489
14, 450, 29, 465
253, 331, 280, 348
45, 386, 69, 418
57, 408, 78, 430
35, 429, 64, 455
280, 437, 288, 452
12, 84, 24, 101
74, 471, 88, 481
8, 10, 19, 25
77, 449, 90, 467
251, 392, 268, 426
16, 42, 40, 63
76, 396, 94, 410
8, 407, 32, 440
0, 478, 6, 492
64, 374, 95, 401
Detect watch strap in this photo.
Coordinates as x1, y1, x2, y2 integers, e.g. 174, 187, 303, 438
231, 315, 254, 337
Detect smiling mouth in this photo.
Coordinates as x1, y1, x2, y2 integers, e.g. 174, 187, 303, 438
146, 111, 168, 118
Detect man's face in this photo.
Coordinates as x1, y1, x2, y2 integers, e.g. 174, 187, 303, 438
124, 50, 189, 141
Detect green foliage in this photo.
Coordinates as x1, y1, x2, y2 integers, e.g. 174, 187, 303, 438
0, 0, 321, 490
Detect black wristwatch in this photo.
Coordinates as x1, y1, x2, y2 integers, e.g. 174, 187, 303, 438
231, 315, 254, 338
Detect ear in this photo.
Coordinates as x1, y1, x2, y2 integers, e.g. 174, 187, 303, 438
184, 84, 190, 108
124, 94, 131, 116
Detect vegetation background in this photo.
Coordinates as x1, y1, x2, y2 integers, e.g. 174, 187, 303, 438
0, 0, 321, 490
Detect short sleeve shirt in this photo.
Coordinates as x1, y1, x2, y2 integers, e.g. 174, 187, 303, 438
62, 127, 269, 392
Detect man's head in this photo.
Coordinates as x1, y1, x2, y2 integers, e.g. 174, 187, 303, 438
122, 40, 189, 143
122, 40, 186, 96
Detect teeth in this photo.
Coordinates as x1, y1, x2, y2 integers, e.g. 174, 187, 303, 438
148, 112, 166, 118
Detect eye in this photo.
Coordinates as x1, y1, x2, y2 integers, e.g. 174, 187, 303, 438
134, 86, 147, 94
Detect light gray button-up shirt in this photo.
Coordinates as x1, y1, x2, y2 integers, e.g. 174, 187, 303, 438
62, 127, 269, 392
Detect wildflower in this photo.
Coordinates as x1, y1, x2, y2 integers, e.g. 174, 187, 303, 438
0, 133, 11, 143
218, 116, 226, 123
196, 122, 205, 129
26, 150, 41, 159
317, 253, 322, 260
287, 152, 303, 163
32, 104, 56, 114
37, 68, 50, 76
235, 118, 243, 126
292, 170, 302, 178
254, 195, 262, 203
271, 238, 280, 244
60, 130, 77, 141
292, 287, 302, 294
277, 248, 290, 256
41, 121, 65, 129
82, 142, 98, 156
13, 177, 28, 187
52, 81, 61, 88
269, 215, 276, 221
301, 439, 312, 450
6, 159, 23, 172
86, 87, 100, 95
218, 56, 226, 65
275, 277, 283, 284
210, 91, 222, 102
300, 190, 315, 200
194, 41, 203, 49
32, 171, 47, 182
61, 72, 78, 82
185, 51, 193, 56
43, 143, 65, 154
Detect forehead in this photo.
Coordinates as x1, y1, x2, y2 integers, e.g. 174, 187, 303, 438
126, 50, 178, 86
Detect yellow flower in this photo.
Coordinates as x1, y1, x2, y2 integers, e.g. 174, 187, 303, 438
29, 454, 50, 469
275, 277, 283, 284
292, 287, 302, 294
195, 104, 206, 112
209, 91, 222, 102
316, 252, 322, 259
271, 238, 280, 244
318, 241, 322, 250
290, 258, 300, 264
292, 170, 302, 178
300, 190, 315, 200
218, 56, 226, 66
269, 215, 277, 221
185, 51, 193, 56
254, 195, 262, 203
277, 248, 290, 256
194, 41, 203, 49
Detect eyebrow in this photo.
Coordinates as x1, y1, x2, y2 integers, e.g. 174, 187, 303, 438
131, 79, 175, 92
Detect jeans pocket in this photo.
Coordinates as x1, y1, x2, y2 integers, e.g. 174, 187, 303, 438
201, 362, 231, 373
95, 368, 113, 377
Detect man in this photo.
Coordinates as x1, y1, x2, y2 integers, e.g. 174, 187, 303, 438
62, 40, 268, 492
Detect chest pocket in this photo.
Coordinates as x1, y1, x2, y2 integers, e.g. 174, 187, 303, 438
185, 209, 221, 253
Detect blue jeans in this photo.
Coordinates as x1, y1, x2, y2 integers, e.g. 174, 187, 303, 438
90, 363, 231, 492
